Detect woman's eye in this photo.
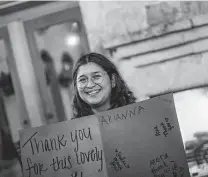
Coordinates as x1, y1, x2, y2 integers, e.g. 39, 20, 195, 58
78, 78, 87, 83
93, 74, 102, 79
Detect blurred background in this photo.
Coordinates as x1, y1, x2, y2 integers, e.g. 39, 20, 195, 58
0, 1, 208, 177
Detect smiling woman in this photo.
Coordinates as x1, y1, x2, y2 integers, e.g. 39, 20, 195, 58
71, 53, 137, 119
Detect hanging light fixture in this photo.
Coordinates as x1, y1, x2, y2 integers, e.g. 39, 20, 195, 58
65, 21, 81, 47
65, 34, 80, 46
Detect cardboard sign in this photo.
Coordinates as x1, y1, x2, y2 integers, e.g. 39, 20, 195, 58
20, 93, 190, 177
19, 116, 107, 177
98, 93, 190, 177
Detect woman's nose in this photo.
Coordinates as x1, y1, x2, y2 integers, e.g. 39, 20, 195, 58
86, 78, 96, 88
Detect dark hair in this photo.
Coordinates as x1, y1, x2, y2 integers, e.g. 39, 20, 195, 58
72, 52, 137, 118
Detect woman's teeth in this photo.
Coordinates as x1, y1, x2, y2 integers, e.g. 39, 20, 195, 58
87, 90, 100, 95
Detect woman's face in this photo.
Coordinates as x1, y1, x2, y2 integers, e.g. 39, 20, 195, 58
76, 62, 112, 109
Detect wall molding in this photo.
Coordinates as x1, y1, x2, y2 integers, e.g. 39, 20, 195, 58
103, 13, 208, 51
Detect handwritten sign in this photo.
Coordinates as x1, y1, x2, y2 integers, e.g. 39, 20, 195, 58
20, 116, 107, 177
20, 93, 190, 177
97, 93, 190, 177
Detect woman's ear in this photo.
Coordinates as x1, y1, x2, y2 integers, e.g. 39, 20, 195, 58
111, 74, 116, 88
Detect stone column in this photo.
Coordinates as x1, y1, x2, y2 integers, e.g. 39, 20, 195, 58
7, 21, 44, 138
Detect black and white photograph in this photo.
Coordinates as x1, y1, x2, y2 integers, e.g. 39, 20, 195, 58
0, 1, 208, 177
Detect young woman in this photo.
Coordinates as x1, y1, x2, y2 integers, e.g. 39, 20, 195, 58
72, 52, 137, 119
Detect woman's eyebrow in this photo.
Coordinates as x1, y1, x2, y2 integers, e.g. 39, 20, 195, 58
77, 75, 86, 79
78, 71, 100, 78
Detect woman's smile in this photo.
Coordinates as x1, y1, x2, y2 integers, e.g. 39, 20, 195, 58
85, 89, 101, 96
